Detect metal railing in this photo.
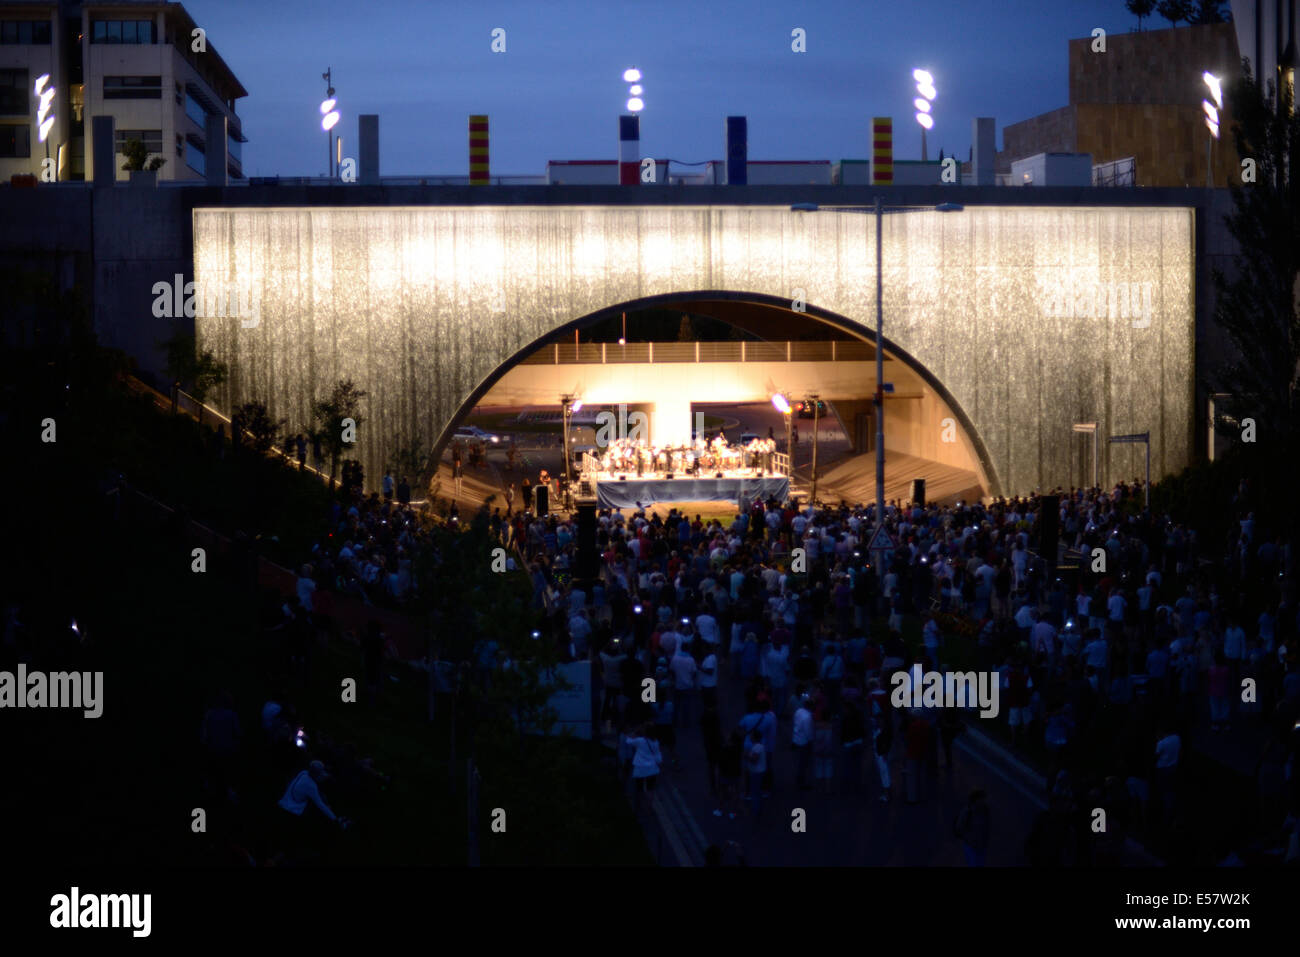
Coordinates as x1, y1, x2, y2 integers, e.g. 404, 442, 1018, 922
1092, 157, 1136, 187
519, 339, 871, 365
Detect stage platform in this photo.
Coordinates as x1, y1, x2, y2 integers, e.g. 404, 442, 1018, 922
591, 472, 789, 509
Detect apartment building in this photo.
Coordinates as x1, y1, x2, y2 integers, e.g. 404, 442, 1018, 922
0, 0, 246, 182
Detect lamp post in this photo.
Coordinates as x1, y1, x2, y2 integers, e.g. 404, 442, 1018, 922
1202, 71, 1222, 188
791, 200, 964, 536
808, 393, 821, 506
321, 68, 340, 179
561, 394, 582, 497
34, 73, 56, 179
913, 69, 936, 161
771, 392, 793, 483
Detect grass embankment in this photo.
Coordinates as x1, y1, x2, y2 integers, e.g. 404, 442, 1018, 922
4, 362, 650, 866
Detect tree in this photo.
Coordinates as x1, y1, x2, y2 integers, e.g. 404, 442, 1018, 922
161, 332, 227, 425
1156, 0, 1194, 26
1125, 0, 1157, 31
311, 378, 367, 490
387, 438, 427, 483
230, 400, 285, 455
677, 314, 694, 341
1210, 59, 1300, 467
1188, 0, 1230, 23
120, 137, 166, 173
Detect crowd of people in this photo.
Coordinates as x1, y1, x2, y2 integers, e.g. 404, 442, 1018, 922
508, 477, 1300, 865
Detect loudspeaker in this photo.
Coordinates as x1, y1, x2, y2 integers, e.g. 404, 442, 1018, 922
535, 484, 549, 517
911, 478, 926, 508
1038, 494, 1059, 571
576, 503, 598, 580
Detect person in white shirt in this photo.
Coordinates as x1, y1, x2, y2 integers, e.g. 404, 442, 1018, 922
669, 648, 698, 727
278, 760, 347, 837
698, 648, 719, 707
763, 641, 790, 711
1154, 727, 1181, 812
695, 611, 719, 646
1032, 618, 1058, 659
792, 697, 814, 790
296, 565, 317, 613
1107, 589, 1127, 624
627, 726, 663, 808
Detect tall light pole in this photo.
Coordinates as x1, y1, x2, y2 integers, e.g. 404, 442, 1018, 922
791, 200, 964, 536
771, 392, 793, 484
561, 394, 582, 497
913, 69, 936, 161
808, 393, 821, 506
34, 73, 56, 178
1202, 71, 1222, 188
321, 69, 339, 179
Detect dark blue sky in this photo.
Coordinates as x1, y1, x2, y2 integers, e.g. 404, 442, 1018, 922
191, 0, 1146, 177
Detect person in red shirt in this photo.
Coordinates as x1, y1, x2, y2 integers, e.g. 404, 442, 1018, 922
903, 712, 932, 804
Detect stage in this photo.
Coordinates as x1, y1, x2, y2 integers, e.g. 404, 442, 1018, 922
590, 472, 790, 509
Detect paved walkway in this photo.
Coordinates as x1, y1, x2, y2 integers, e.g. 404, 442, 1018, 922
606, 664, 1044, 866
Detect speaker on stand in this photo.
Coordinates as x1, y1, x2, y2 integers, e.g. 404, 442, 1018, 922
911, 478, 926, 509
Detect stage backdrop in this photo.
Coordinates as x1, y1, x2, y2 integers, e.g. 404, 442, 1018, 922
193, 205, 1195, 498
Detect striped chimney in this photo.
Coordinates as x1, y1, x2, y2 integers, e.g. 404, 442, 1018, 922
469, 115, 489, 185
871, 117, 893, 185
618, 114, 639, 185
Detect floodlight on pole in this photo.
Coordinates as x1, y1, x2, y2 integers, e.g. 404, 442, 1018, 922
1203, 71, 1223, 108
570, 400, 583, 413
321, 68, 338, 178
34, 73, 55, 146
913, 68, 936, 159
1202, 71, 1221, 186
770, 393, 790, 415
623, 67, 645, 114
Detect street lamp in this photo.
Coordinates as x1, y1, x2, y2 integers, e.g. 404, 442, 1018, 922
561, 394, 582, 500
321, 68, 340, 178
913, 69, 936, 160
807, 392, 821, 506
771, 392, 793, 480
790, 200, 964, 538
1202, 71, 1222, 188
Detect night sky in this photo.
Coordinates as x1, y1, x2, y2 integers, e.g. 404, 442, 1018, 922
190, 0, 1148, 177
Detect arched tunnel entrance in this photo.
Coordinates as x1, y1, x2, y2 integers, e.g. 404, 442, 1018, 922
435, 291, 999, 511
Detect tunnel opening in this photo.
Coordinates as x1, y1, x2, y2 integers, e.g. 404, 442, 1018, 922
433, 290, 999, 514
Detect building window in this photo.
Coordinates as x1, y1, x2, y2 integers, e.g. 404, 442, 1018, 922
90, 20, 157, 44
185, 91, 207, 127
114, 129, 163, 156
0, 68, 28, 116
1, 20, 53, 44
176, 133, 184, 157
104, 76, 162, 100
227, 133, 241, 163
0, 123, 31, 157
186, 139, 205, 175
